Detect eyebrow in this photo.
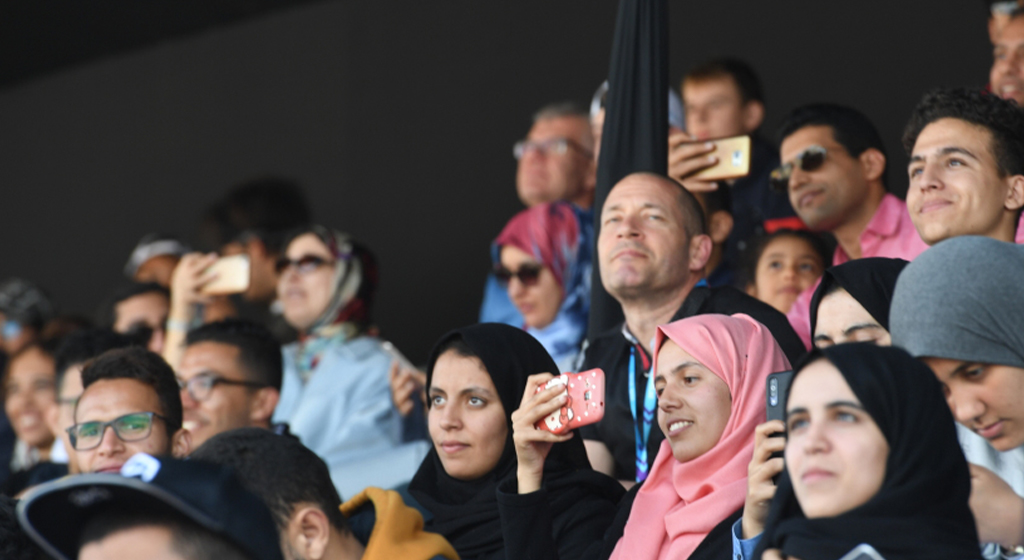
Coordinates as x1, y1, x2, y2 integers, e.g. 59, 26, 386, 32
910, 146, 980, 164
948, 361, 980, 381
654, 361, 702, 384
787, 400, 865, 415
427, 386, 496, 399
842, 322, 885, 337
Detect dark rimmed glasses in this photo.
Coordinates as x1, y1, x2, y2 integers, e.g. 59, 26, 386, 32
513, 138, 593, 160
769, 145, 828, 192
274, 254, 335, 275
494, 263, 544, 287
178, 374, 268, 402
67, 412, 168, 451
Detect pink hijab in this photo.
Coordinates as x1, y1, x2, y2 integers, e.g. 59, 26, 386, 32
609, 313, 791, 560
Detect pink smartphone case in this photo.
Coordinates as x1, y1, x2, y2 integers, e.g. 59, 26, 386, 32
534, 369, 606, 434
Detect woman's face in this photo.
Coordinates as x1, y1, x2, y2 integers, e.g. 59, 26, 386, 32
748, 236, 825, 314
427, 349, 509, 481
278, 233, 336, 332
813, 288, 891, 348
499, 245, 563, 330
785, 359, 889, 518
654, 340, 732, 463
4, 346, 57, 451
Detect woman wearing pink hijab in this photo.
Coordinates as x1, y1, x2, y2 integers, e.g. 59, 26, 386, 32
607, 313, 791, 560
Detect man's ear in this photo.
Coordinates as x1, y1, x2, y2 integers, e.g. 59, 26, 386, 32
859, 148, 887, 184
742, 100, 765, 133
1003, 175, 1024, 212
708, 210, 734, 245
249, 388, 280, 426
688, 234, 714, 272
286, 506, 332, 560
171, 428, 191, 458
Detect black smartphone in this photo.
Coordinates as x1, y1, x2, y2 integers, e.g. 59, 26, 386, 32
766, 370, 794, 483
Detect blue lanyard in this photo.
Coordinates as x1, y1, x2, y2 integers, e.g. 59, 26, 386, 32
628, 345, 657, 482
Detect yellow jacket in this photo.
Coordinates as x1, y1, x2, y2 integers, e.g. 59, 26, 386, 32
340, 487, 459, 560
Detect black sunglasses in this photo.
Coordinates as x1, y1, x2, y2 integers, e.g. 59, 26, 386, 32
769, 145, 828, 192
494, 263, 544, 287
274, 255, 334, 275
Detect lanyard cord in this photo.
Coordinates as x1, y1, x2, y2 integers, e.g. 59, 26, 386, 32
628, 344, 657, 482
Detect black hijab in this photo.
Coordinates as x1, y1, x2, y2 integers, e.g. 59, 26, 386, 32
408, 323, 619, 559
755, 344, 979, 560
808, 257, 909, 336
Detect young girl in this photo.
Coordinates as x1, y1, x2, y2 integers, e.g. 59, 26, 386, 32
742, 230, 828, 314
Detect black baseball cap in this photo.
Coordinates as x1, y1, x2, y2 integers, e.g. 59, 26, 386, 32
17, 453, 283, 560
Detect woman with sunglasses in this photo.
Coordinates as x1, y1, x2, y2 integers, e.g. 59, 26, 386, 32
744, 344, 979, 560
492, 201, 590, 372
271, 225, 429, 499
408, 323, 623, 560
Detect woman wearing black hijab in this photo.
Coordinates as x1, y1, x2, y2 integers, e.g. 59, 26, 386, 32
752, 344, 979, 560
808, 257, 908, 348
408, 323, 623, 560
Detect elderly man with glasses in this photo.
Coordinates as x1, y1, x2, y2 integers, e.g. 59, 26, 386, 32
774, 103, 929, 348
69, 347, 190, 474
176, 318, 284, 450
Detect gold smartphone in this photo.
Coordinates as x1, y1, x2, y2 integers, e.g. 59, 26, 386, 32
687, 135, 752, 182
200, 254, 251, 296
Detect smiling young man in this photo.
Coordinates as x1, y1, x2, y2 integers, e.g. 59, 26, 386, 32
576, 172, 803, 486
71, 347, 189, 474
178, 319, 282, 450
775, 104, 928, 347
902, 88, 1024, 245
891, 236, 1024, 550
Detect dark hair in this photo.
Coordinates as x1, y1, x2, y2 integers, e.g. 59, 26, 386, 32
533, 101, 589, 123
102, 282, 170, 328
201, 177, 312, 254
738, 229, 831, 289
683, 58, 764, 104
190, 428, 348, 534
80, 347, 182, 437
902, 87, 1024, 179
694, 182, 732, 218
54, 328, 138, 393
185, 319, 283, 391
39, 315, 92, 345
777, 103, 889, 189
0, 495, 45, 560
80, 508, 248, 560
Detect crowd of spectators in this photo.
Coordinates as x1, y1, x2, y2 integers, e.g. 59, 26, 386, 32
2, 2, 1024, 559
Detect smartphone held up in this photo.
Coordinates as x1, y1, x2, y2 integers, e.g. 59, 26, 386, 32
199, 254, 250, 296
534, 369, 606, 434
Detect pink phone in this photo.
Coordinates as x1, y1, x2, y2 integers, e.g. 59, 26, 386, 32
534, 369, 606, 434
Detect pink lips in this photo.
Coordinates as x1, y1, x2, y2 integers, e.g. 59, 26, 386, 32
977, 421, 1004, 440
440, 442, 469, 455
917, 199, 951, 215
800, 468, 835, 484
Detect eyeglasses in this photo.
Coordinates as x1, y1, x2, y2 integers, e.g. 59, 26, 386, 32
274, 254, 335, 275
769, 145, 828, 192
494, 263, 544, 287
178, 374, 267, 402
513, 138, 593, 160
67, 412, 168, 451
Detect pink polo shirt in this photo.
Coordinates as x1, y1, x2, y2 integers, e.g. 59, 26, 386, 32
787, 193, 929, 348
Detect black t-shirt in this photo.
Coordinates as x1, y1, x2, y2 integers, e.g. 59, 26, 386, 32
578, 285, 805, 481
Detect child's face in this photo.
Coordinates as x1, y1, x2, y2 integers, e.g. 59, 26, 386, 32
749, 236, 825, 313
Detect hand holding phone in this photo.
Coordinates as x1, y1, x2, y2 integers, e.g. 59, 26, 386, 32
199, 254, 251, 296
686, 135, 752, 182
534, 369, 605, 434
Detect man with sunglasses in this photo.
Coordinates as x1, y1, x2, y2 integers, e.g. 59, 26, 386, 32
70, 347, 189, 474
177, 319, 282, 450
774, 104, 928, 347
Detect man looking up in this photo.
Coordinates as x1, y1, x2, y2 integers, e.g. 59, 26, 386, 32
577, 172, 803, 486
192, 428, 457, 560
776, 104, 928, 346
177, 319, 282, 450
903, 88, 1024, 245
70, 347, 190, 473
668, 58, 797, 274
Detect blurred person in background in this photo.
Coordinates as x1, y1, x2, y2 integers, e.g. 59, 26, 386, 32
272, 226, 428, 499
492, 201, 591, 371
740, 230, 829, 314
123, 233, 190, 287
103, 282, 171, 354
2, 340, 62, 495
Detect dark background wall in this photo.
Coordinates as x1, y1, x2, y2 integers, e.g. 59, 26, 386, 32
0, 1, 991, 363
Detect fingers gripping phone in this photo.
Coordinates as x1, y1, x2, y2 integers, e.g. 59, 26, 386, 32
766, 370, 794, 483
535, 369, 606, 434
688, 135, 752, 182
199, 254, 251, 296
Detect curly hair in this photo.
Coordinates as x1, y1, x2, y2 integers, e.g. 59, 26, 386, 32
902, 87, 1024, 178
